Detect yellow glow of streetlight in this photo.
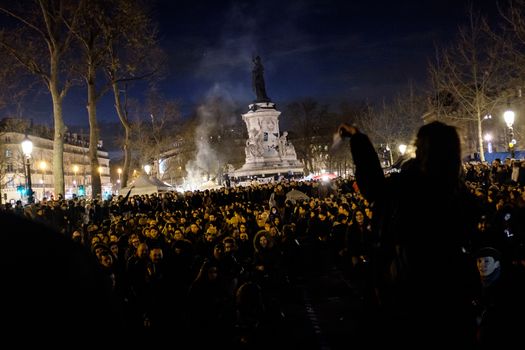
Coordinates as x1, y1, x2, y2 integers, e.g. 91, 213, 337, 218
20, 135, 34, 203
398, 144, 407, 155
73, 165, 79, 173
21, 136, 33, 157
39, 160, 47, 171
117, 168, 122, 175
98, 166, 103, 174
504, 110, 515, 128
483, 133, 493, 142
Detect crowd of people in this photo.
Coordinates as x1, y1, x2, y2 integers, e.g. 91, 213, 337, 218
1, 121, 525, 348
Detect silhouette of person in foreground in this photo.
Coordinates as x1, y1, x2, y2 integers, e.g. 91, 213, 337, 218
338, 121, 482, 347
252, 56, 270, 102
0, 211, 119, 347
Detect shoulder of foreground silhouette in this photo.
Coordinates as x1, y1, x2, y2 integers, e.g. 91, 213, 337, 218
0, 211, 116, 343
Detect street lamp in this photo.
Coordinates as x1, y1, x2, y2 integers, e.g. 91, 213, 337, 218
39, 160, 47, 199
503, 109, 516, 158
117, 168, 122, 194
398, 144, 407, 156
73, 165, 79, 190
21, 135, 34, 204
483, 133, 493, 154
144, 164, 151, 175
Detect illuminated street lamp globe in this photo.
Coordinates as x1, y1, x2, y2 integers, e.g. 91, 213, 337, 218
21, 136, 33, 157
144, 164, 152, 175
21, 135, 34, 204
504, 110, 515, 128
398, 144, 407, 155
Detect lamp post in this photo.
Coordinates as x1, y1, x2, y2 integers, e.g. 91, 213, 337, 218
398, 144, 407, 156
72, 165, 79, 194
503, 110, 516, 159
117, 168, 122, 194
483, 133, 493, 154
39, 160, 46, 199
21, 135, 34, 204
385, 144, 393, 167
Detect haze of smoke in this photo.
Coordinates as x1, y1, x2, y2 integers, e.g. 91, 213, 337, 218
183, 85, 237, 190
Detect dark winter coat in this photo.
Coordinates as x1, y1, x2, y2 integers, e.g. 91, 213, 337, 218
349, 131, 482, 347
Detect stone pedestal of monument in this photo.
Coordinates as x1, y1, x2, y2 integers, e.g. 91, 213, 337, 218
231, 102, 304, 179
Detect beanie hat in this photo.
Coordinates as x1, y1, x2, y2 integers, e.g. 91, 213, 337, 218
475, 247, 501, 261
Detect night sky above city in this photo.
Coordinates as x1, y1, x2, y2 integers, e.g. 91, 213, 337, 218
22, 0, 502, 127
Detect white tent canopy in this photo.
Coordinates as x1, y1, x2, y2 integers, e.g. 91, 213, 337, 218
120, 174, 174, 196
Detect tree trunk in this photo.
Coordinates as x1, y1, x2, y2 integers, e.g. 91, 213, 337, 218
49, 54, 65, 197
87, 61, 101, 198
477, 112, 485, 162
112, 81, 132, 188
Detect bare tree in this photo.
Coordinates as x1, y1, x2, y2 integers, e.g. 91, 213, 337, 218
496, 0, 525, 148
65, 0, 108, 198
0, 54, 37, 114
284, 98, 331, 174
0, 0, 83, 196
359, 85, 425, 161
129, 91, 181, 179
428, 10, 509, 161
102, 0, 165, 188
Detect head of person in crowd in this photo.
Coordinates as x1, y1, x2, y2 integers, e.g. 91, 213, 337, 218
173, 228, 185, 241
92, 242, 109, 260
136, 242, 149, 259
72, 230, 83, 244
351, 209, 367, 226
475, 247, 502, 285
90, 235, 101, 247
149, 247, 163, 264
129, 234, 141, 249
239, 229, 250, 243
213, 242, 224, 260
109, 242, 119, 258
223, 237, 237, 255
414, 121, 462, 188
98, 249, 114, 271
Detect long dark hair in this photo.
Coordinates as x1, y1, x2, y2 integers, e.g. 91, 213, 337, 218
415, 121, 461, 189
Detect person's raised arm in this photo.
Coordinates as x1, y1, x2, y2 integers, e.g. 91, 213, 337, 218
337, 123, 385, 202
118, 185, 134, 206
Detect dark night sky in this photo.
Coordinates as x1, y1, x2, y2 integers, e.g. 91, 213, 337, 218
23, 0, 502, 127
150, 0, 501, 106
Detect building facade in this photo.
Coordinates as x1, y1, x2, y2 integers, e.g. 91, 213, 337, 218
1, 131, 111, 203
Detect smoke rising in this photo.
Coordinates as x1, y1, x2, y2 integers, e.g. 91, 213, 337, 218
183, 84, 237, 190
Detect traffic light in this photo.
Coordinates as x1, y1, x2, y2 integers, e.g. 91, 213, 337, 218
78, 185, 85, 196
16, 185, 26, 195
